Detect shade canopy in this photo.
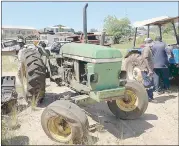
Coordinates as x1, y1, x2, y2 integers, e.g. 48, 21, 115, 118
133, 16, 179, 28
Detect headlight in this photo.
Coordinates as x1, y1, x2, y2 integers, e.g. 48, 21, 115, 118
90, 73, 98, 83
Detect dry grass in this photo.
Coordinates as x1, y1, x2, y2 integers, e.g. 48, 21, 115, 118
112, 34, 176, 57
16, 85, 23, 94
1, 56, 21, 145
31, 95, 39, 111
1, 106, 19, 145
2, 56, 18, 72
2, 55, 41, 111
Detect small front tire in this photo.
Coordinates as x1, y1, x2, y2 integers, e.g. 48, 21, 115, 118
107, 80, 148, 120
41, 100, 89, 144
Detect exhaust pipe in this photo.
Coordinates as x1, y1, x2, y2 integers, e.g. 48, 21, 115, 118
100, 31, 105, 46
83, 3, 88, 43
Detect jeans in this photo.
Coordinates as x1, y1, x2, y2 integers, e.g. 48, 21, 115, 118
141, 71, 154, 99
153, 68, 170, 92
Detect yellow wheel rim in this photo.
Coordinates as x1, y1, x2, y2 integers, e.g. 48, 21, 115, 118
47, 116, 72, 142
116, 90, 138, 112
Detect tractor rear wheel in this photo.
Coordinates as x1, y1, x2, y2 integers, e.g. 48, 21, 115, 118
18, 47, 46, 104
124, 53, 144, 80
41, 100, 89, 144
107, 80, 148, 120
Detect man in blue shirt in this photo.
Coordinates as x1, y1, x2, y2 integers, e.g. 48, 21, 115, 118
152, 36, 170, 94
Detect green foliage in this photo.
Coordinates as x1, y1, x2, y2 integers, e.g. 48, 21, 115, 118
163, 23, 173, 34
136, 34, 156, 44
58, 25, 65, 32
103, 16, 132, 44
113, 32, 123, 44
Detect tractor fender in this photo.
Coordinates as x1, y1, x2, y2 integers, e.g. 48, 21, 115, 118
124, 49, 142, 58
121, 49, 142, 71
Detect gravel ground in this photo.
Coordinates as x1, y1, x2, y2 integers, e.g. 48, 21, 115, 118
2, 72, 179, 145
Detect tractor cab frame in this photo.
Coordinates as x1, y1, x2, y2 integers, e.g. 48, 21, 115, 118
133, 16, 179, 48
123, 16, 179, 80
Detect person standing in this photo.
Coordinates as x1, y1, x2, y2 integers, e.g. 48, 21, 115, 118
17, 38, 26, 85
152, 36, 171, 94
141, 38, 155, 101
135, 38, 155, 102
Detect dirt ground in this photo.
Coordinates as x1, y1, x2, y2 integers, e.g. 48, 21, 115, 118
2, 71, 179, 145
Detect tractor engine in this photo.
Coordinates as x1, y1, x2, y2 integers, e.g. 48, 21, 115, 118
51, 57, 88, 90
47, 42, 126, 96
62, 58, 74, 84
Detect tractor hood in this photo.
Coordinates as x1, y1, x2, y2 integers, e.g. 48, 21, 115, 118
60, 43, 123, 61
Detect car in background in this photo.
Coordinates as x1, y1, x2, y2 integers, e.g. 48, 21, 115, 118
1, 39, 20, 52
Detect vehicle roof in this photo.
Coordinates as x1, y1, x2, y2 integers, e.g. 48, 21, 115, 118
60, 43, 122, 59
67, 34, 99, 38
133, 16, 179, 27
2, 39, 16, 43
67, 35, 80, 38
2, 25, 36, 30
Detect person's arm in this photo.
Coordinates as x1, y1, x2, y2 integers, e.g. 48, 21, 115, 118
143, 48, 153, 75
144, 58, 153, 73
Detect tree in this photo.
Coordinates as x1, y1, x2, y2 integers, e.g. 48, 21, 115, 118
163, 23, 173, 34
103, 15, 132, 44
90, 28, 98, 32
59, 26, 64, 32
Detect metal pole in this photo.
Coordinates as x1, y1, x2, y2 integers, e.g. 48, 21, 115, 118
83, 3, 88, 43
100, 31, 105, 46
172, 22, 179, 44
133, 27, 137, 48
159, 24, 162, 41
147, 25, 150, 38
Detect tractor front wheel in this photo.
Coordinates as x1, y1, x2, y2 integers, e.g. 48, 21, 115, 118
41, 100, 89, 144
107, 80, 148, 120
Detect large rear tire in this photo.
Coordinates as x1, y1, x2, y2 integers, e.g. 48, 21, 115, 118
41, 100, 89, 144
124, 53, 144, 80
19, 47, 46, 104
107, 80, 148, 120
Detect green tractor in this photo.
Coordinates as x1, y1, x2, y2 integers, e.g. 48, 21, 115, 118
19, 3, 148, 144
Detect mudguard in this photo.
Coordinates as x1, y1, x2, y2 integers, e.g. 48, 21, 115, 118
124, 48, 142, 58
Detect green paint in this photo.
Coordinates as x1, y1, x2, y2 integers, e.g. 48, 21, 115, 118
87, 61, 125, 102
89, 87, 125, 102
87, 62, 122, 91
61, 43, 123, 59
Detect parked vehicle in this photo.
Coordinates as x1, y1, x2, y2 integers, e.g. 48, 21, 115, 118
1, 39, 20, 52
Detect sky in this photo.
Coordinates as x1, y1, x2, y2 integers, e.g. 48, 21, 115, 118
2, 2, 178, 31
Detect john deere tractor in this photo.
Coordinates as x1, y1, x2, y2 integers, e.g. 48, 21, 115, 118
19, 3, 148, 144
